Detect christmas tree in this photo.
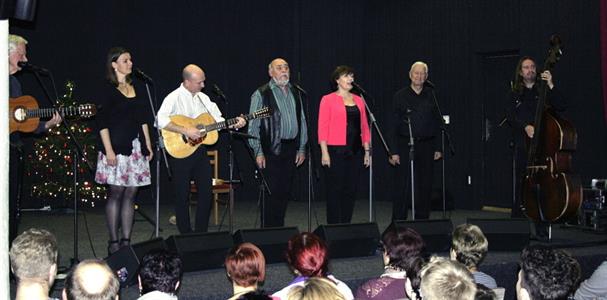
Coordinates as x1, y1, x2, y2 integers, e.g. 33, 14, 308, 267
26, 81, 106, 207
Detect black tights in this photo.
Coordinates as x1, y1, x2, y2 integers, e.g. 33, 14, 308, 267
105, 185, 138, 250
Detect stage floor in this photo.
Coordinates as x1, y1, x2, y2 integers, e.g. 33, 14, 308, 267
14, 199, 607, 300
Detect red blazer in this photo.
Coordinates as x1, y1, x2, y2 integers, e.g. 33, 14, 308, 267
318, 92, 371, 145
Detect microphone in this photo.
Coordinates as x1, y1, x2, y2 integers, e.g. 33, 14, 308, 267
424, 80, 435, 88
17, 61, 49, 74
212, 84, 227, 100
133, 68, 154, 83
351, 82, 367, 94
291, 83, 308, 95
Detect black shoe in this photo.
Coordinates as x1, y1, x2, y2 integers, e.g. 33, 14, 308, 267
119, 238, 130, 248
108, 240, 120, 255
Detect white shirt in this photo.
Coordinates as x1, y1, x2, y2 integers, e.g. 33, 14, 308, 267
156, 84, 224, 129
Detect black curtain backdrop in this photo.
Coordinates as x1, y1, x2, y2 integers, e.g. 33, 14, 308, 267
10, 0, 606, 211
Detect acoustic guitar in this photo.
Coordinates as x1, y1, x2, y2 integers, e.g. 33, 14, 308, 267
162, 107, 272, 158
10, 95, 97, 133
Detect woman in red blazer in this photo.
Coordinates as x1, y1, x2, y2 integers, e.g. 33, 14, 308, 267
318, 65, 371, 224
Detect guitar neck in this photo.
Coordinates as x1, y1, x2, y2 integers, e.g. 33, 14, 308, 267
27, 107, 80, 119
202, 113, 255, 133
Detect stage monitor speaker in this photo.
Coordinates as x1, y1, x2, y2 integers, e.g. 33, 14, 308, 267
314, 223, 380, 259
391, 219, 453, 253
105, 237, 166, 287
233, 227, 299, 264
466, 218, 530, 251
166, 231, 233, 272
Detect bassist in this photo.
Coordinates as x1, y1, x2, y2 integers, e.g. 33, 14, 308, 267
510, 56, 566, 239
156, 64, 245, 233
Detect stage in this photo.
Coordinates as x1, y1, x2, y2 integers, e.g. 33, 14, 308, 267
13, 199, 607, 300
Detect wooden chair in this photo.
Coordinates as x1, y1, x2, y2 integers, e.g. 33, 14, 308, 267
189, 150, 230, 225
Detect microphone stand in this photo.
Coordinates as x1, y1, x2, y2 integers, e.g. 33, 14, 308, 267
354, 84, 391, 222
294, 82, 318, 232
405, 111, 416, 220
142, 79, 170, 237
240, 136, 271, 228
428, 85, 455, 218
32, 70, 93, 267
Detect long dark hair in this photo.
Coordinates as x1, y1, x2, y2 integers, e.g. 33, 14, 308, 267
106, 46, 132, 86
512, 56, 535, 95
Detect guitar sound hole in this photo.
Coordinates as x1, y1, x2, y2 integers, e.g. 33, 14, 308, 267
14, 107, 27, 122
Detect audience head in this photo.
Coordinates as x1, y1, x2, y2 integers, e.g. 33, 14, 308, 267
517, 245, 580, 300
10, 228, 58, 285
420, 256, 477, 300
63, 259, 119, 300
138, 249, 183, 295
451, 223, 489, 269
225, 242, 266, 288
8, 34, 28, 75
330, 65, 355, 91
268, 58, 290, 86
475, 284, 497, 300
286, 232, 329, 278
286, 277, 345, 300
106, 46, 132, 86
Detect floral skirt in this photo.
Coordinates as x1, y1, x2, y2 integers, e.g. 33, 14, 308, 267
95, 138, 151, 187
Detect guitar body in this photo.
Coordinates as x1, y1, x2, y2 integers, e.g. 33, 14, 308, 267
162, 113, 219, 159
9, 95, 40, 133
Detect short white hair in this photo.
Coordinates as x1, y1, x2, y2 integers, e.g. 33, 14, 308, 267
409, 61, 428, 75
8, 34, 28, 54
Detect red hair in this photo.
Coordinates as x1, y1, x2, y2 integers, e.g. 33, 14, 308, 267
286, 232, 329, 277
224, 243, 266, 287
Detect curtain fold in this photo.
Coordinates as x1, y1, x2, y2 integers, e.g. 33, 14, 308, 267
601, 0, 607, 123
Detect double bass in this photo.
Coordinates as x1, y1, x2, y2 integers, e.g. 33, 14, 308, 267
522, 35, 582, 223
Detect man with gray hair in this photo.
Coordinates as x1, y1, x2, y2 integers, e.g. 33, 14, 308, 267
8, 34, 62, 242
10, 228, 59, 300
388, 61, 443, 220
247, 58, 308, 227
63, 259, 120, 300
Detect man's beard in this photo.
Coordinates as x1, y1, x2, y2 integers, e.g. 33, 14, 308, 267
275, 77, 290, 86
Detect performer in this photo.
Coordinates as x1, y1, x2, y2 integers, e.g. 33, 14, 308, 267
509, 56, 565, 239
248, 58, 308, 227
157, 64, 245, 233
318, 65, 370, 224
95, 47, 153, 254
8, 34, 62, 242
388, 61, 442, 220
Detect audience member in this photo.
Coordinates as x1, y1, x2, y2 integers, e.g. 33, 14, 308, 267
10, 228, 59, 300
516, 245, 580, 300
63, 259, 120, 300
574, 260, 607, 300
451, 224, 497, 288
475, 284, 497, 300
273, 232, 353, 300
420, 256, 477, 300
138, 250, 183, 300
225, 243, 272, 300
356, 225, 428, 299
286, 277, 345, 300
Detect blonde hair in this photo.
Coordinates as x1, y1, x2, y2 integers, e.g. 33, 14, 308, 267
420, 256, 477, 300
9, 228, 58, 281
8, 34, 28, 54
286, 277, 346, 300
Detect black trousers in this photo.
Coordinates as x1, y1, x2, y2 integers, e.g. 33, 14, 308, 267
392, 138, 435, 220
170, 146, 212, 233
324, 148, 362, 224
260, 140, 298, 228
514, 144, 548, 237
9, 147, 23, 243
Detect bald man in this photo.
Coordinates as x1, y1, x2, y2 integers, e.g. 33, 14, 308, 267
247, 58, 308, 227
63, 259, 119, 300
157, 64, 245, 233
